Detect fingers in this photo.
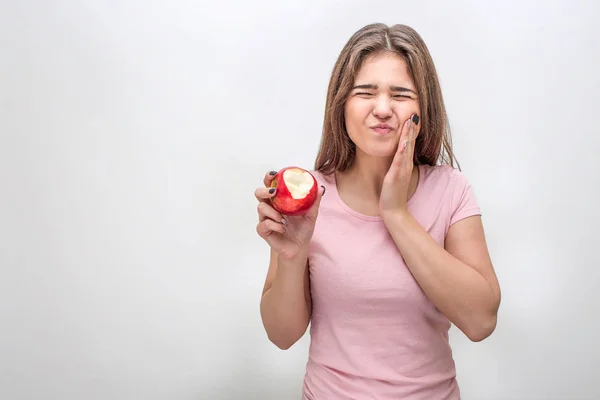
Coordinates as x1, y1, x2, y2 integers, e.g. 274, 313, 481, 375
257, 200, 284, 223
255, 169, 285, 237
306, 185, 326, 220
256, 169, 279, 202
390, 117, 411, 169
409, 113, 419, 143
256, 218, 286, 238
255, 185, 277, 203
263, 170, 278, 187
399, 113, 419, 155
398, 117, 411, 155
255, 200, 286, 244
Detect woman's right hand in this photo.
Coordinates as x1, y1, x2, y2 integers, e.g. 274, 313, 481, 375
255, 170, 325, 260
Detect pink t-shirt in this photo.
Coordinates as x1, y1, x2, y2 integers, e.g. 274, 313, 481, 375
302, 164, 482, 400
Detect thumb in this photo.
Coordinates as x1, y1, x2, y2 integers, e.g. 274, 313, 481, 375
306, 185, 326, 220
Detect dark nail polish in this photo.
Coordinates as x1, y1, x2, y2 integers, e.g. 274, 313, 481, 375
321, 185, 326, 195
412, 114, 419, 125
269, 188, 275, 194
269, 171, 277, 175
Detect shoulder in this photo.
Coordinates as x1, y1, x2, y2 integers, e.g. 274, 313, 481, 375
420, 164, 470, 186
418, 164, 481, 224
418, 164, 474, 197
309, 169, 335, 188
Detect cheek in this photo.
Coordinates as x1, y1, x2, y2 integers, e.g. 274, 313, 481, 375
343, 107, 359, 142
345, 101, 368, 118
344, 103, 369, 131
393, 103, 421, 130
393, 102, 418, 117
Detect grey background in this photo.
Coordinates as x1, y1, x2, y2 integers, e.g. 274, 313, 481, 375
1, 0, 599, 399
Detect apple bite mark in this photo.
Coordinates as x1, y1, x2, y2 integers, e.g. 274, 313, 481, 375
283, 169, 315, 199
270, 167, 318, 216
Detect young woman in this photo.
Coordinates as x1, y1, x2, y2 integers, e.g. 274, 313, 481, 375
254, 23, 501, 399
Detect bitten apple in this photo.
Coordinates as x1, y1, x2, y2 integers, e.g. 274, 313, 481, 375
270, 167, 318, 216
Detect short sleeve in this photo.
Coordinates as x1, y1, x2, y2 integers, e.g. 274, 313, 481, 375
449, 169, 481, 226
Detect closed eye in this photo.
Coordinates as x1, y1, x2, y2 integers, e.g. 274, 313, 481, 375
354, 92, 413, 99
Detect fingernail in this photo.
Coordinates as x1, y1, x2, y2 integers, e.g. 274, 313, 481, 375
407, 118, 411, 128
401, 140, 409, 152
321, 185, 326, 195
281, 218, 287, 225
269, 171, 277, 175
269, 188, 275, 194
412, 114, 419, 125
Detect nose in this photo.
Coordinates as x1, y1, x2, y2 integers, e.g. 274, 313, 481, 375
372, 95, 392, 119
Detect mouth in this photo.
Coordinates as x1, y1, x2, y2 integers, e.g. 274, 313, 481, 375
370, 123, 394, 135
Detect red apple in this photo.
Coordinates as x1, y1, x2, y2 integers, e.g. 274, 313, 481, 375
270, 166, 318, 216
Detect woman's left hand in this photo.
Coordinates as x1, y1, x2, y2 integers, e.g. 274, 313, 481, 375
379, 113, 419, 216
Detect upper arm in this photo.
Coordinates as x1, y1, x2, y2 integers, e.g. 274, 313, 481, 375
445, 215, 501, 306
443, 168, 500, 305
261, 248, 312, 313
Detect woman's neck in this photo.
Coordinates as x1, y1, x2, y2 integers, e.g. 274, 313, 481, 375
341, 155, 393, 200
335, 153, 419, 216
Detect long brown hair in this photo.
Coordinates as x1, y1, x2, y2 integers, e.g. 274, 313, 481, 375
314, 23, 458, 175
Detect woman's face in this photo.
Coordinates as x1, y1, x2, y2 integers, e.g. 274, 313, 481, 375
344, 52, 421, 159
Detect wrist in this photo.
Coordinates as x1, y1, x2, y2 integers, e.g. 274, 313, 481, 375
278, 244, 309, 264
381, 206, 410, 221
277, 251, 309, 283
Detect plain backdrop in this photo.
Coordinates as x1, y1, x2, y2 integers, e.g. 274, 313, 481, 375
1, 0, 599, 399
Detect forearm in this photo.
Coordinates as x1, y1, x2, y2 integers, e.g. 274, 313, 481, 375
260, 249, 311, 349
383, 210, 499, 341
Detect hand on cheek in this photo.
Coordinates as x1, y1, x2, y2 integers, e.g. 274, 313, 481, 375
379, 113, 420, 215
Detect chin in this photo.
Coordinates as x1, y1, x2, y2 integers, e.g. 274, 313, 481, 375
358, 142, 398, 158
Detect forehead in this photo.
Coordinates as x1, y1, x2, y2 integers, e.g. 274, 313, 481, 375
354, 52, 413, 87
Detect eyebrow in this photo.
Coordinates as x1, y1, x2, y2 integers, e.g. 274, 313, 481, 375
352, 84, 417, 95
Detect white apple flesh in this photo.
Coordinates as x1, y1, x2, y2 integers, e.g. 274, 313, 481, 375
270, 167, 318, 216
